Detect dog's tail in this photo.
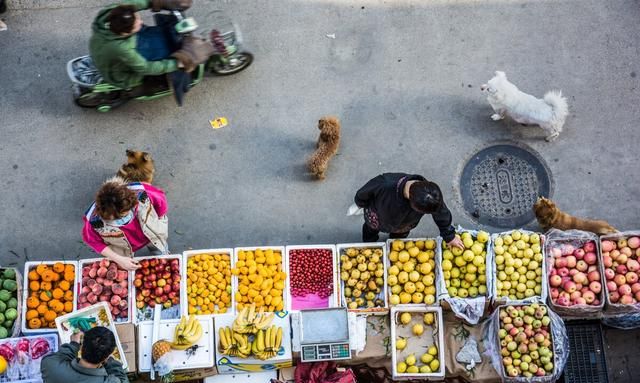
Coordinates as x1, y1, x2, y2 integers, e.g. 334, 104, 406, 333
543, 90, 569, 132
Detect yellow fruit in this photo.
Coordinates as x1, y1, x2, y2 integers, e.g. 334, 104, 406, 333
427, 345, 438, 356
408, 270, 420, 282
398, 251, 410, 263
396, 337, 407, 350
399, 292, 412, 304
406, 366, 419, 373
430, 359, 440, 372
389, 294, 400, 305
420, 352, 434, 364
412, 323, 424, 336
408, 247, 419, 257
0, 355, 6, 374
399, 312, 412, 325
405, 354, 416, 366
419, 365, 432, 373
423, 313, 435, 325
397, 362, 407, 373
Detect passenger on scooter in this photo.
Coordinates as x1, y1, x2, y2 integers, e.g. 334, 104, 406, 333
89, 0, 213, 91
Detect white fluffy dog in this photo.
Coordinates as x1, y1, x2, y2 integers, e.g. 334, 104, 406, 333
481, 71, 569, 142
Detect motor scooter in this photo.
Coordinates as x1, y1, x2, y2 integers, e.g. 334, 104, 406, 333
67, 10, 252, 112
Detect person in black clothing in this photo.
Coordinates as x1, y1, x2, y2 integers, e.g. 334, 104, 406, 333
354, 173, 464, 249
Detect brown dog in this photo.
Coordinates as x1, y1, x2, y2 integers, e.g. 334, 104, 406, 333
117, 150, 155, 183
533, 197, 617, 235
307, 116, 341, 180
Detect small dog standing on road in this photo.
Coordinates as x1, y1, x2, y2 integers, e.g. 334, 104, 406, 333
533, 197, 617, 235
307, 116, 341, 180
481, 71, 569, 142
117, 150, 155, 183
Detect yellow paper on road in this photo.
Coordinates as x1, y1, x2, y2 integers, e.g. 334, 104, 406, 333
210, 117, 228, 129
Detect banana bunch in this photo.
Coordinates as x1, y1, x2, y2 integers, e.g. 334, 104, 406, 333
252, 325, 283, 360
232, 303, 275, 334
171, 315, 203, 350
218, 326, 251, 358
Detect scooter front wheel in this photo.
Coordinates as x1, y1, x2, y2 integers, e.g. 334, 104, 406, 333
75, 91, 119, 109
209, 52, 253, 76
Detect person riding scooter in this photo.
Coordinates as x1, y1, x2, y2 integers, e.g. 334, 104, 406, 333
89, 0, 213, 94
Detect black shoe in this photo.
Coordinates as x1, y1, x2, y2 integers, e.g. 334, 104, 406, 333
0, 0, 7, 14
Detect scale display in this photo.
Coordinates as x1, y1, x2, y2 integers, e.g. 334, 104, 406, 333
299, 308, 351, 362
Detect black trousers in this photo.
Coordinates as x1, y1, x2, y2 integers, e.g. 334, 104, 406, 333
362, 223, 410, 242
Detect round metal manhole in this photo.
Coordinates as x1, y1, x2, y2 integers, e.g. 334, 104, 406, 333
459, 142, 552, 228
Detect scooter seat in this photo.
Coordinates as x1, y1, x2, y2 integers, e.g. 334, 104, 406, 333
67, 55, 103, 87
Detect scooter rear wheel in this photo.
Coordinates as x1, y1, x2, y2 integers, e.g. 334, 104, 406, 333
75, 91, 121, 109
209, 51, 253, 76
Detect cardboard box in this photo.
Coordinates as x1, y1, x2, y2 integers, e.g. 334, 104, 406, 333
214, 312, 293, 374
172, 366, 218, 381
115, 323, 137, 373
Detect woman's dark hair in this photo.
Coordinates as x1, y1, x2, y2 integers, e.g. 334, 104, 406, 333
81, 327, 116, 364
107, 5, 137, 35
95, 181, 137, 220
408, 181, 443, 214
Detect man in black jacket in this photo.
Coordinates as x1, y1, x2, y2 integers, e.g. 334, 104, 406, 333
354, 173, 464, 249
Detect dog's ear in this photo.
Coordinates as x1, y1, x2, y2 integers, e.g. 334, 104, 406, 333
126, 149, 134, 157
495, 71, 506, 78
142, 152, 151, 162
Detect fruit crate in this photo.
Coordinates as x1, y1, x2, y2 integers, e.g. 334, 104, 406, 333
543, 230, 603, 319
137, 316, 214, 372
284, 244, 339, 312
436, 228, 493, 322
21, 260, 79, 334
131, 254, 182, 323
232, 246, 287, 315
55, 301, 128, 370
491, 230, 547, 306
491, 303, 567, 382
336, 242, 388, 315
0, 333, 58, 383
560, 321, 608, 383
77, 258, 133, 324
385, 238, 441, 307
390, 305, 445, 380
181, 249, 235, 317
599, 231, 640, 316
0, 267, 23, 338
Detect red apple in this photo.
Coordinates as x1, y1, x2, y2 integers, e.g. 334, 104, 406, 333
157, 279, 166, 287
558, 267, 569, 277
576, 260, 588, 272
583, 290, 596, 304
636, 291, 640, 301
584, 241, 596, 252
154, 287, 164, 296
601, 240, 616, 252
603, 255, 613, 268
605, 268, 615, 280
588, 270, 600, 282
163, 284, 172, 294
563, 281, 577, 293
631, 283, 640, 294
136, 301, 144, 309
618, 284, 632, 296
628, 260, 640, 272
589, 281, 602, 294
614, 274, 627, 287
566, 255, 577, 268
620, 295, 634, 305
573, 248, 585, 260
573, 272, 587, 284
550, 287, 559, 299
607, 281, 618, 293
616, 265, 628, 275
556, 296, 570, 306
626, 272, 639, 284
574, 297, 587, 305
584, 252, 597, 265
555, 257, 567, 269
609, 291, 620, 303
549, 275, 562, 287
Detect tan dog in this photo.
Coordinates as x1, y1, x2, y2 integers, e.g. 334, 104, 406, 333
117, 150, 155, 183
307, 116, 341, 180
533, 197, 617, 235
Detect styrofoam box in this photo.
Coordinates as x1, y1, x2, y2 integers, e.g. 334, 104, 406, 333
130, 254, 182, 323
55, 301, 128, 370
204, 371, 277, 383
491, 231, 547, 307
22, 260, 79, 334
137, 316, 215, 372
390, 305, 445, 380
336, 242, 388, 315
181, 249, 235, 317
284, 244, 339, 312
0, 333, 58, 383
385, 238, 441, 307
214, 312, 292, 374
77, 257, 133, 324
232, 246, 287, 315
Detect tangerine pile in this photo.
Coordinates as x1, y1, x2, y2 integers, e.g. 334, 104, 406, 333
25, 263, 75, 329
231, 248, 286, 312
186, 253, 232, 314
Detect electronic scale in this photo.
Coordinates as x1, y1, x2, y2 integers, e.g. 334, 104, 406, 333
298, 307, 351, 362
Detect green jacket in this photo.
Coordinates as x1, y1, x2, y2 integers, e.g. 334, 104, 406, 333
40, 342, 129, 383
89, 0, 177, 89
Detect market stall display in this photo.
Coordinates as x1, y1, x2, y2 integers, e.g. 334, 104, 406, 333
337, 242, 387, 313
22, 261, 77, 333
0, 268, 21, 338
0, 334, 57, 383
600, 232, 640, 314
492, 230, 546, 305
390, 306, 445, 379
55, 302, 128, 369
232, 246, 287, 313
132, 255, 182, 322
438, 229, 493, 324
485, 303, 568, 382
544, 229, 604, 318
285, 245, 338, 311
78, 258, 131, 323
386, 238, 439, 306
183, 249, 233, 316
138, 315, 214, 373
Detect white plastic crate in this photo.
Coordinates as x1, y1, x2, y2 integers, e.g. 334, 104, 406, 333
0, 333, 58, 383
130, 254, 182, 323
181, 249, 234, 317
284, 244, 338, 312
336, 242, 388, 314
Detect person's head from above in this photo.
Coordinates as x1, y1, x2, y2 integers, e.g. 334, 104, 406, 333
81, 327, 116, 366
95, 179, 137, 221
408, 181, 443, 214
107, 5, 143, 36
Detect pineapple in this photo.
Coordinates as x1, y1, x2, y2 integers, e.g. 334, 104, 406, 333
152, 340, 172, 362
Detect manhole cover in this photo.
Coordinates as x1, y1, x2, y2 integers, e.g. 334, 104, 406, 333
459, 142, 552, 228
